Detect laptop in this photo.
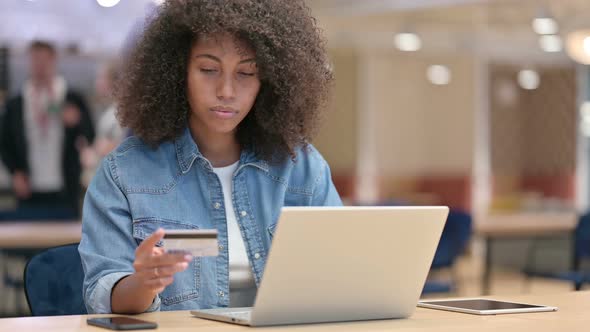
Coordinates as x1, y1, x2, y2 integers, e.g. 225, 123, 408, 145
191, 206, 449, 326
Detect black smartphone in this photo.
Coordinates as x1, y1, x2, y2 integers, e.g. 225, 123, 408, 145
86, 317, 157, 330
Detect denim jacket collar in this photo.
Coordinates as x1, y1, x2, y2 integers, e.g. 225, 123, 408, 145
174, 127, 269, 174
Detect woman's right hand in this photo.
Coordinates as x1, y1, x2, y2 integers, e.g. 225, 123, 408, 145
112, 228, 193, 313
132, 228, 193, 295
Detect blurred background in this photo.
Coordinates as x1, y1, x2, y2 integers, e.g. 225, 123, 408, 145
1, 0, 590, 317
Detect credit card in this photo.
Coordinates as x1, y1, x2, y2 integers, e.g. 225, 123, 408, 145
163, 229, 219, 257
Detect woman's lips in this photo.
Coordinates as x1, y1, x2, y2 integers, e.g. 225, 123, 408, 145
210, 107, 238, 119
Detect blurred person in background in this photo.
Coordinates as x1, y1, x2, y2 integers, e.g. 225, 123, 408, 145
80, 60, 127, 187
0, 40, 95, 217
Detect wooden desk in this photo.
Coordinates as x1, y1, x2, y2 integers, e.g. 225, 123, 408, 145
0, 291, 588, 331
475, 212, 578, 295
0, 221, 81, 248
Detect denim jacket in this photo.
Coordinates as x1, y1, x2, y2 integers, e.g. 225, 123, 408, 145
79, 127, 342, 313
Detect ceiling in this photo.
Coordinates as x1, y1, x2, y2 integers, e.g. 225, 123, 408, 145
312, 0, 590, 63
0, 0, 157, 54
311, 0, 590, 30
1, 0, 590, 62
309, 0, 491, 15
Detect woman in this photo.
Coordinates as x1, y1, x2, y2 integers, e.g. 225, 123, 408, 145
79, 0, 341, 314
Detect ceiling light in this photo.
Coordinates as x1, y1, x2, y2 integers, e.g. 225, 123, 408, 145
539, 35, 562, 53
565, 30, 590, 65
97, 0, 120, 8
394, 32, 421, 52
532, 17, 558, 35
584, 37, 590, 55
517, 70, 540, 90
426, 65, 451, 86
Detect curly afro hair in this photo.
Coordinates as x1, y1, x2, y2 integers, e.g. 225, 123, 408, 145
116, 0, 333, 162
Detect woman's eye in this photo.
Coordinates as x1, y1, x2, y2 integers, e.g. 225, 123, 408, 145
238, 72, 256, 77
200, 68, 218, 73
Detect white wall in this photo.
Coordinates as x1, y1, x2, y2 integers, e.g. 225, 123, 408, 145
314, 50, 359, 174
361, 50, 475, 178
315, 47, 477, 201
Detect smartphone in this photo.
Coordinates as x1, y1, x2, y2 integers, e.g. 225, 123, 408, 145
86, 317, 157, 330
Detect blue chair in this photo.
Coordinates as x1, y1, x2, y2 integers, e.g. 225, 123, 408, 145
524, 212, 590, 290
24, 243, 87, 316
422, 280, 453, 293
423, 210, 472, 294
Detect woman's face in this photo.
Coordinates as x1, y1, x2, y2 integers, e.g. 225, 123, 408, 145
186, 33, 261, 137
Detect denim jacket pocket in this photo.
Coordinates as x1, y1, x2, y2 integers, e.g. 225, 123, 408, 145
132, 217, 201, 306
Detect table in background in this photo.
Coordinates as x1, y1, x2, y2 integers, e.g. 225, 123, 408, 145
475, 212, 577, 295
0, 221, 81, 249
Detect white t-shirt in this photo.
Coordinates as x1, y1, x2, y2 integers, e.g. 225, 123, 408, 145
23, 77, 65, 192
212, 161, 257, 307
96, 104, 124, 141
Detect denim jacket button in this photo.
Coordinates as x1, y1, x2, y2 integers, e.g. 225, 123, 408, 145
254, 253, 261, 259
218, 291, 225, 297
214, 202, 221, 209
240, 211, 247, 217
